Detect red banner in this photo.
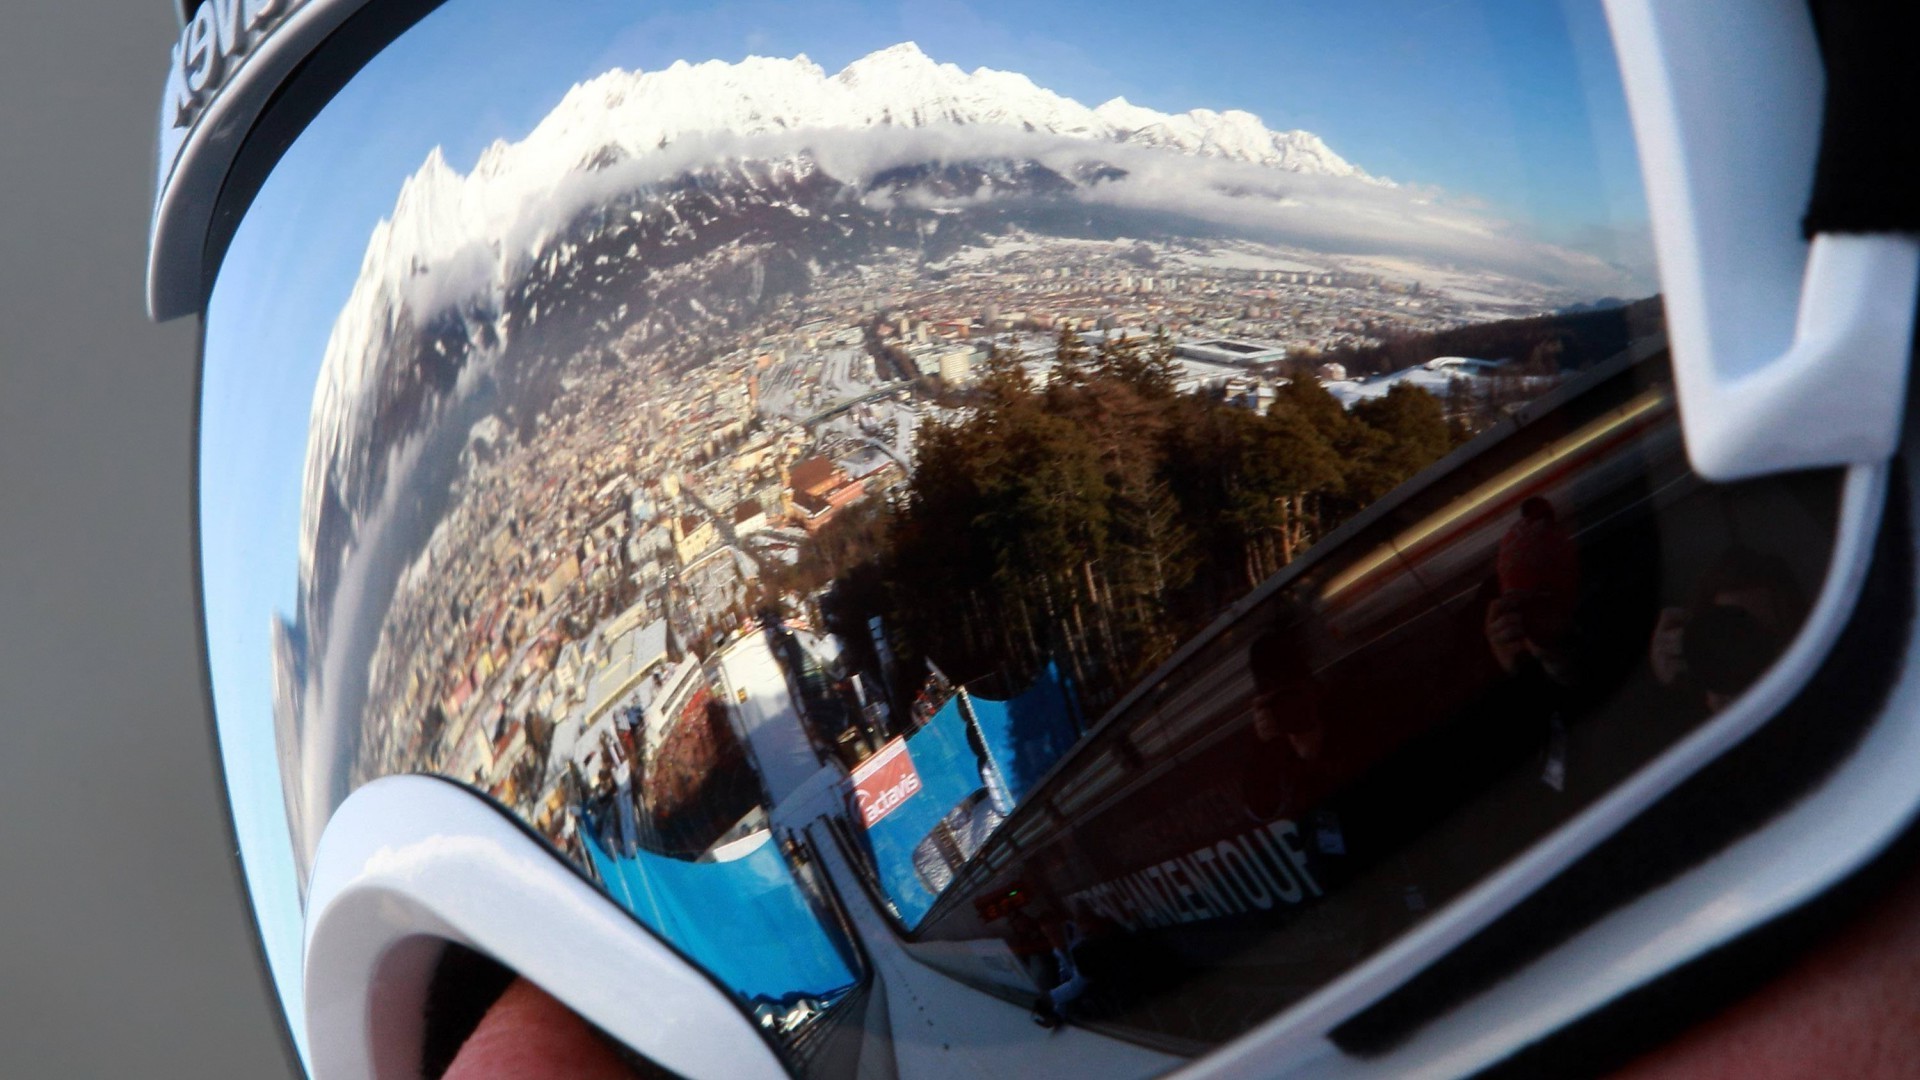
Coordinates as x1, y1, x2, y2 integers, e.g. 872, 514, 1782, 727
851, 737, 921, 829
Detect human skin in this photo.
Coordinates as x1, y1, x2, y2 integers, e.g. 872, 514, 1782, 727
1608, 857, 1920, 1080
442, 978, 642, 1080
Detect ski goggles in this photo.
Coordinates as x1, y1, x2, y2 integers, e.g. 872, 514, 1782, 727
153, 0, 1920, 1077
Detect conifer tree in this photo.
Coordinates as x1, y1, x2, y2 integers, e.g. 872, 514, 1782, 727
817, 339, 1457, 711
1351, 382, 1452, 497
1140, 324, 1181, 398
1259, 401, 1345, 564
1047, 325, 1093, 401
978, 343, 1035, 409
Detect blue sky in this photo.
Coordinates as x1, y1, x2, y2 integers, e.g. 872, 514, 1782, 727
444, 0, 1630, 222
198, 0, 1647, 1059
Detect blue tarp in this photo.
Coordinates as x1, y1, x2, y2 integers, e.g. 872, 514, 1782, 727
859, 665, 1083, 927
968, 661, 1081, 805
583, 830, 858, 1004
858, 696, 987, 927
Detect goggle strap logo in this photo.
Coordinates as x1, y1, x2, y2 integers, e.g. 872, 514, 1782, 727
165, 0, 300, 129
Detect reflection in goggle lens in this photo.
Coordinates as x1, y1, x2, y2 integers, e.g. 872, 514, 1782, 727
197, 2, 1843, 1072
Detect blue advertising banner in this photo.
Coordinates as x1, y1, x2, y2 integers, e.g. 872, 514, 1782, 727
859, 665, 1083, 927
857, 695, 988, 926
583, 829, 858, 1006
967, 661, 1081, 805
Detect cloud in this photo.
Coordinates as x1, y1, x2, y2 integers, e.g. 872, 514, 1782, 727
385, 122, 1650, 328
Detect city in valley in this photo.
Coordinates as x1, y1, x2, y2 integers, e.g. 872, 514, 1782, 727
346, 229, 1584, 876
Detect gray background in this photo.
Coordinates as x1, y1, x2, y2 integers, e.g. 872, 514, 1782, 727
1, 2, 298, 1076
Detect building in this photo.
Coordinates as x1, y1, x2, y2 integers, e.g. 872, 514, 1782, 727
938, 347, 976, 386
582, 618, 673, 729
839, 447, 904, 493
1222, 375, 1277, 413
785, 455, 868, 534
672, 513, 718, 566
484, 718, 529, 799
733, 499, 768, 536
787, 455, 847, 506
1175, 337, 1290, 367
730, 436, 777, 473
545, 623, 700, 791
601, 598, 653, 644
537, 553, 581, 607
1424, 355, 1506, 375
908, 346, 943, 379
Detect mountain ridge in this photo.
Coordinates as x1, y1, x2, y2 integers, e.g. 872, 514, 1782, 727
299, 42, 1384, 601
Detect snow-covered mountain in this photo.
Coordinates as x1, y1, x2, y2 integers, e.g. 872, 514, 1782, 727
517, 41, 1380, 178
296, 41, 1382, 615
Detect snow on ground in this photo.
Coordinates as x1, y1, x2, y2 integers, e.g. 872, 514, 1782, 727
753, 541, 801, 566
805, 818, 1181, 1079
754, 361, 808, 419
1159, 242, 1323, 274
795, 628, 842, 667
928, 234, 1147, 273
1322, 360, 1492, 407
760, 344, 904, 428
819, 347, 872, 398
1339, 254, 1569, 310
856, 400, 922, 468
717, 631, 824, 805
926, 236, 1048, 270
1175, 357, 1254, 388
